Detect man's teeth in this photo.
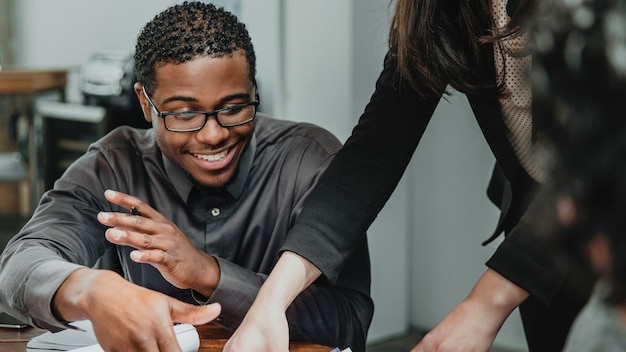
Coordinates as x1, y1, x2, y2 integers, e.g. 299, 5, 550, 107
195, 149, 228, 161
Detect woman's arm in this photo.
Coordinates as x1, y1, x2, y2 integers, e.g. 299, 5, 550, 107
225, 52, 443, 351
223, 251, 321, 352
412, 268, 529, 352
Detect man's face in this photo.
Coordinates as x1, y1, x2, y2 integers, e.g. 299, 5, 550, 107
135, 52, 255, 188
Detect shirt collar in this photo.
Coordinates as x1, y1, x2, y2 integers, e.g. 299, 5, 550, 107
163, 133, 256, 204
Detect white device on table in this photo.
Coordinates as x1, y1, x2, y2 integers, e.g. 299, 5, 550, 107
26, 320, 200, 352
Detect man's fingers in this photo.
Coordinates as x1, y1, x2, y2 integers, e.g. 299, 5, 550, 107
130, 249, 166, 264
103, 189, 166, 221
98, 211, 148, 230
105, 189, 145, 211
155, 324, 184, 352
171, 302, 222, 326
104, 227, 155, 249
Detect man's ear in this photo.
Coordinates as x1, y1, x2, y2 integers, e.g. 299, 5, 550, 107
133, 82, 152, 123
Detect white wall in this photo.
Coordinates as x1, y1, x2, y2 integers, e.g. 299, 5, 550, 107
282, 1, 353, 140
12, 0, 175, 67
237, 0, 282, 118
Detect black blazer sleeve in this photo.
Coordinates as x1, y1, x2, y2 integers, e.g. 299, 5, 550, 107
280, 52, 443, 282
485, 171, 567, 306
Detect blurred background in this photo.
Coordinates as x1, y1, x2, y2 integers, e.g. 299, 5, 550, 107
0, 0, 527, 350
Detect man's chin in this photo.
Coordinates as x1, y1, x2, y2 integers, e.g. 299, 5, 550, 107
191, 172, 233, 190
192, 179, 226, 189
175, 158, 234, 189
199, 181, 228, 189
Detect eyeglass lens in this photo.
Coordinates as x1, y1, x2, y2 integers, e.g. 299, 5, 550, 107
164, 104, 256, 131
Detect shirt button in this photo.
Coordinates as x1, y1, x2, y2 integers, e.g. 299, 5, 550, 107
211, 208, 221, 217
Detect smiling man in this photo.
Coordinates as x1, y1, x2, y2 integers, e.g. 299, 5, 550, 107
0, 2, 373, 351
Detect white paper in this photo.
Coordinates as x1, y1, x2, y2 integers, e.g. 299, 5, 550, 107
26, 320, 199, 352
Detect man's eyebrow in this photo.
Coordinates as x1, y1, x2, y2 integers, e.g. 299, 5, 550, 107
161, 92, 253, 106
162, 96, 197, 104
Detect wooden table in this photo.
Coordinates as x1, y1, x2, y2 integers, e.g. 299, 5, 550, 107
0, 323, 334, 351
0, 68, 68, 95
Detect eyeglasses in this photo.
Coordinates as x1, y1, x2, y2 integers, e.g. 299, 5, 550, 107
142, 86, 259, 132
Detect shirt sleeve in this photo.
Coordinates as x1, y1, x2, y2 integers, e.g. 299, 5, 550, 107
0, 247, 84, 331
0, 150, 115, 331
486, 181, 569, 305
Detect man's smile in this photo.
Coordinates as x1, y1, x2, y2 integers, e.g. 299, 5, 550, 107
193, 149, 229, 162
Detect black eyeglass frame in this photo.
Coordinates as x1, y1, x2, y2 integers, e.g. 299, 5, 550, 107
142, 86, 260, 132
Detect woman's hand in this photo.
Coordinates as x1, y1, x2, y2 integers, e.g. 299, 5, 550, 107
412, 269, 529, 352
223, 251, 321, 352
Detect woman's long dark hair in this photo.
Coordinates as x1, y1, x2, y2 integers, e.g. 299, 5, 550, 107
389, 0, 533, 98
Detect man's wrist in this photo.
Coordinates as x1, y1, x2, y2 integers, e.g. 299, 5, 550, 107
52, 268, 103, 323
192, 255, 220, 298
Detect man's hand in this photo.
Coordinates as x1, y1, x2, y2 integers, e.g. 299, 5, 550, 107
412, 269, 529, 352
98, 189, 220, 297
53, 268, 221, 352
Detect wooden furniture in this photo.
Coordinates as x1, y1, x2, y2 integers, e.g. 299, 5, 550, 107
0, 67, 68, 215
0, 68, 67, 95
195, 323, 334, 351
0, 323, 334, 351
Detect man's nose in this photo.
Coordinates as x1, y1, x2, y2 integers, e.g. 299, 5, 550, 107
195, 117, 229, 144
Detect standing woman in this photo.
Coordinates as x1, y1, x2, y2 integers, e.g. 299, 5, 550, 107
226, 0, 588, 351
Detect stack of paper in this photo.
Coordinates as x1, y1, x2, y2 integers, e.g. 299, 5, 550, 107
26, 320, 200, 352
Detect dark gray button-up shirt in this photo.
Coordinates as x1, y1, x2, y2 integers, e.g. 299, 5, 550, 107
0, 114, 373, 350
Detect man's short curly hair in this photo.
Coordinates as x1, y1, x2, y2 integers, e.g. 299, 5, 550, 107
134, 1, 256, 94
